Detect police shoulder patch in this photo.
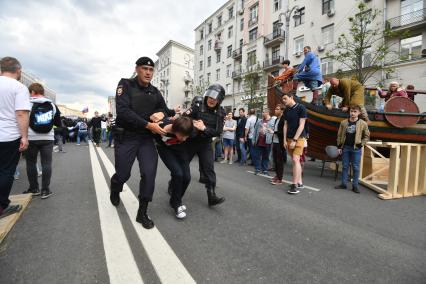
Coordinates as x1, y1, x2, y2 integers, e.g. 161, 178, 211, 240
116, 85, 123, 96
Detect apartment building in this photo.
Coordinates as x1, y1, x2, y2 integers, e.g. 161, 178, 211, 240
194, 0, 426, 111
151, 40, 195, 110
20, 70, 57, 102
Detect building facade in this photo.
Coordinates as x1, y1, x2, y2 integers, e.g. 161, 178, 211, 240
194, 0, 426, 112
151, 40, 195, 110
20, 70, 57, 102
108, 96, 116, 117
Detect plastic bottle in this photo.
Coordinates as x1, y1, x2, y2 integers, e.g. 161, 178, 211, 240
379, 98, 385, 112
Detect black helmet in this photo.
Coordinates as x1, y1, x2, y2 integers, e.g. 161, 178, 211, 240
203, 84, 225, 108
191, 96, 203, 108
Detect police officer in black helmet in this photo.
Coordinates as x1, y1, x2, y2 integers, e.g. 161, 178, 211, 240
110, 56, 170, 229
186, 84, 226, 206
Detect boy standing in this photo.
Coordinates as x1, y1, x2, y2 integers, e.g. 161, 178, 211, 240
335, 105, 370, 193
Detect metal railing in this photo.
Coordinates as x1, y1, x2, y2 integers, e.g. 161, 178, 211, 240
387, 8, 425, 29
248, 17, 258, 27
263, 56, 284, 68
232, 68, 243, 78
232, 48, 242, 58
263, 30, 285, 44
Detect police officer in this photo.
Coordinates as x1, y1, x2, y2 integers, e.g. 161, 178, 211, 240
110, 56, 168, 229
186, 84, 226, 206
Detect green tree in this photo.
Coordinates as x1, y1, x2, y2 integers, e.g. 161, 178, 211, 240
242, 63, 266, 111
194, 78, 210, 97
326, 2, 403, 85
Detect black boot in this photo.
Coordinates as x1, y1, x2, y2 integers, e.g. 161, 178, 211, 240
207, 188, 225, 207
110, 174, 121, 206
136, 201, 154, 229
110, 191, 120, 206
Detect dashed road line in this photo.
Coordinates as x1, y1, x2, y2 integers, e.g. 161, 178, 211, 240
246, 171, 321, 192
96, 147, 195, 284
89, 143, 144, 284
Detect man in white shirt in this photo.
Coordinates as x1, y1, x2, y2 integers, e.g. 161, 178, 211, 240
0, 57, 31, 218
244, 109, 258, 166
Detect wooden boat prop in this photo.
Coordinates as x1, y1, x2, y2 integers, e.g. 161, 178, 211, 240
267, 77, 426, 160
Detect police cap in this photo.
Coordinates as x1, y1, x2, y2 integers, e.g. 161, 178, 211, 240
135, 57, 155, 67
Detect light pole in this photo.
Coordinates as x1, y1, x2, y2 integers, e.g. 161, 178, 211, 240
277, 5, 300, 60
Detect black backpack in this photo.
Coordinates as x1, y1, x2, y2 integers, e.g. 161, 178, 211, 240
29, 102, 55, 133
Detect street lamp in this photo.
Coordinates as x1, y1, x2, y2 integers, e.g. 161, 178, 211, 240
276, 5, 300, 60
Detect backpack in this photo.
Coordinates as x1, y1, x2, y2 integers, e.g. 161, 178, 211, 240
29, 102, 55, 133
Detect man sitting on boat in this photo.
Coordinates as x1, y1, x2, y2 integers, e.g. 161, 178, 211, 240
271, 59, 295, 93
325, 77, 369, 122
293, 46, 323, 103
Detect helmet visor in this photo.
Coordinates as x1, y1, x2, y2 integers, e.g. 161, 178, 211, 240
203, 89, 221, 100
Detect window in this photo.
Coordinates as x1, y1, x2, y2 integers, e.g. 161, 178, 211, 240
226, 64, 232, 77
228, 26, 233, 38
239, 39, 243, 48
227, 45, 233, 58
321, 58, 333, 75
273, 20, 280, 35
200, 45, 203, 56
208, 22, 213, 34
217, 15, 222, 27
272, 46, 280, 61
216, 69, 220, 81
294, 7, 305, 27
199, 61, 203, 71
240, 18, 244, 31
321, 24, 334, 45
249, 4, 258, 25
199, 75, 203, 84
362, 47, 372, 68
216, 51, 221, 63
273, 0, 281, 12
294, 36, 304, 54
226, 83, 231, 94
200, 30, 204, 40
249, 27, 258, 42
207, 73, 211, 83
401, 0, 423, 25
207, 56, 211, 67
228, 6, 234, 19
247, 50, 256, 67
400, 35, 422, 60
322, 0, 334, 15
208, 40, 212, 50
240, 0, 245, 9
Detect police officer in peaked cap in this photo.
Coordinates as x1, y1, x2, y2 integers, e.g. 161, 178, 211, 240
185, 83, 226, 206
110, 56, 173, 229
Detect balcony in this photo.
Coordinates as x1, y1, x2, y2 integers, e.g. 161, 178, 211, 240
232, 68, 243, 79
232, 47, 242, 60
263, 56, 284, 72
263, 30, 285, 47
386, 8, 426, 31
248, 17, 258, 28
214, 40, 223, 51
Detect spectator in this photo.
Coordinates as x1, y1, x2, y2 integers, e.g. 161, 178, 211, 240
0, 56, 31, 218
378, 81, 408, 101
335, 104, 370, 194
235, 108, 247, 165
244, 109, 258, 165
221, 112, 237, 164
252, 110, 275, 175
101, 117, 107, 143
271, 104, 287, 185
282, 92, 308, 194
107, 113, 115, 147
405, 84, 416, 101
89, 111, 104, 147
23, 83, 61, 199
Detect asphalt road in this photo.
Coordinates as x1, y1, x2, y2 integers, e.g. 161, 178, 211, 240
0, 141, 425, 284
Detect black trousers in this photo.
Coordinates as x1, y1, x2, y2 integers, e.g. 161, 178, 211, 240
157, 144, 191, 209
92, 127, 101, 144
0, 138, 20, 209
110, 135, 157, 202
26, 140, 54, 191
272, 142, 287, 180
187, 140, 216, 189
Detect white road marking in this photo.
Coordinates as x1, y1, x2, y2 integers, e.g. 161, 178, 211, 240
88, 143, 144, 284
96, 147, 196, 284
247, 171, 321, 192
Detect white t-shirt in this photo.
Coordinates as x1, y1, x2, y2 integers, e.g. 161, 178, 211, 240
101, 120, 107, 129
245, 115, 258, 140
0, 76, 31, 142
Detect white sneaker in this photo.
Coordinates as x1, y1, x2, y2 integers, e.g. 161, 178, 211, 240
220, 159, 228, 164
229, 160, 233, 165
175, 206, 186, 219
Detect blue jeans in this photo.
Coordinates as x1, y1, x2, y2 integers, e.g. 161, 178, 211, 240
253, 145, 271, 172
101, 128, 107, 142
77, 130, 88, 144
303, 80, 319, 90
341, 145, 362, 188
108, 130, 114, 146
239, 139, 247, 164
214, 140, 222, 159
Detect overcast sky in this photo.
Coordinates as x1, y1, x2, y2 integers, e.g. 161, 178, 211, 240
0, 0, 224, 116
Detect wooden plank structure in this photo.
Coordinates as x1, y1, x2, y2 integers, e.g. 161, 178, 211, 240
0, 194, 32, 244
359, 141, 426, 200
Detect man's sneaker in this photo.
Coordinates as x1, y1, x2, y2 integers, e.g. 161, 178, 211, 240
254, 170, 260, 175
175, 206, 187, 219
0, 204, 22, 219
334, 184, 347, 190
352, 187, 360, 194
271, 176, 278, 182
220, 159, 228, 164
76, 143, 81, 146
262, 171, 270, 176
23, 189, 41, 196
41, 190, 53, 199
296, 183, 305, 189
229, 160, 233, 165
271, 179, 283, 185
287, 184, 300, 194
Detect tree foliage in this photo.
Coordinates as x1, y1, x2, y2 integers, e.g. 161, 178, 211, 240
326, 2, 402, 85
242, 63, 266, 110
